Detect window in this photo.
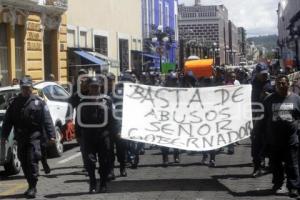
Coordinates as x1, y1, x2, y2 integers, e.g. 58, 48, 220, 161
80, 31, 87, 48
15, 26, 24, 80
149, 0, 154, 25
143, 0, 149, 36
0, 23, 8, 86
159, 0, 163, 26
43, 85, 69, 102
165, 3, 170, 27
119, 39, 129, 72
132, 39, 136, 50
94, 35, 108, 56
67, 29, 76, 47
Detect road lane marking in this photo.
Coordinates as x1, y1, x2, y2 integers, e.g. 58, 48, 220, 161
58, 152, 81, 164
0, 182, 27, 196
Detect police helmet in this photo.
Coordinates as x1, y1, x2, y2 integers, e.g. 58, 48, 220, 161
106, 72, 116, 81
120, 73, 135, 83
20, 76, 33, 87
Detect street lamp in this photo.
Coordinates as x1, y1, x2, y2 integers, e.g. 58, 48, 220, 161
212, 42, 217, 66
150, 25, 173, 73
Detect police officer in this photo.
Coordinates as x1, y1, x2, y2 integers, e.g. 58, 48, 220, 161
65, 69, 89, 172
0, 77, 55, 198
106, 72, 127, 180
79, 76, 115, 193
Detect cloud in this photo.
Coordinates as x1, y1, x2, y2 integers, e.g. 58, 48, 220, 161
178, 0, 279, 37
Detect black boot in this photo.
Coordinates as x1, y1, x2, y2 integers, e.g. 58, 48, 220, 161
120, 164, 127, 177
174, 153, 180, 163
26, 187, 37, 199
107, 169, 115, 181
42, 161, 51, 174
131, 156, 139, 169
98, 181, 107, 193
26, 182, 37, 199
162, 155, 169, 167
89, 179, 97, 194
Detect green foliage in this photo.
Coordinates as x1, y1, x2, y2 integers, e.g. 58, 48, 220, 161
247, 35, 278, 52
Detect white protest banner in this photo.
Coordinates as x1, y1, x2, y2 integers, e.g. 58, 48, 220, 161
121, 83, 253, 151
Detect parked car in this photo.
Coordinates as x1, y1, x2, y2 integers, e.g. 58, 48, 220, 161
0, 110, 21, 175
0, 81, 72, 175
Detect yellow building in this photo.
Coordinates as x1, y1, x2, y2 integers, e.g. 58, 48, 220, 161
0, 0, 68, 85
67, 0, 142, 78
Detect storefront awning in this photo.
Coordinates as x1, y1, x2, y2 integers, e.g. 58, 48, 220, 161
131, 50, 160, 59
74, 50, 107, 65
87, 51, 119, 67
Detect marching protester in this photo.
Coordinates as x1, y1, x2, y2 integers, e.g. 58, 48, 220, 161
255, 74, 300, 197
250, 63, 274, 177
117, 73, 143, 169
106, 72, 128, 180
0, 76, 56, 198
78, 76, 116, 193
224, 71, 240, 155
161, 72, 181, 166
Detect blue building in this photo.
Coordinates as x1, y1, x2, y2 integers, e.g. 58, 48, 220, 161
141, 0, 178, 72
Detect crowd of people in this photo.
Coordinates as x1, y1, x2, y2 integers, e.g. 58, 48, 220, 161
3, 62, 300, 198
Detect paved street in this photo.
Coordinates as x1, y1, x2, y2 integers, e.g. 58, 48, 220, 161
0, 140, 295, 200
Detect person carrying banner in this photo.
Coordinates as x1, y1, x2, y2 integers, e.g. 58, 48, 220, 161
225, 71, 241, 155
256, 74, 300, 197
118, 73, 143, 169
161, 72, 181, 166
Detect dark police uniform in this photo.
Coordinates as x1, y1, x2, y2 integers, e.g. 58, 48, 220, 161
108, 81, 127, 178
2, 91, 55, 198
66, 89, 89, 171
79, 78, 116, 193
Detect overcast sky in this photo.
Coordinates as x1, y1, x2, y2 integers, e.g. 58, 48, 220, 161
178, 0, 279, 37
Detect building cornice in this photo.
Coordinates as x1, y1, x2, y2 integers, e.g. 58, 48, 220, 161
1, 0, 67, 15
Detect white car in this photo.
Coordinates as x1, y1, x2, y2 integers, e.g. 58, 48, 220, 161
0, 82, 70, 167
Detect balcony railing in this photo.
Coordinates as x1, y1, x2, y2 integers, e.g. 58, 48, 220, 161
45, 0, 68, 10
2, 0, 40, 6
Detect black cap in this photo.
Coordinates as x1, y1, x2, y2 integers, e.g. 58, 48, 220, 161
20, 77, 33, 87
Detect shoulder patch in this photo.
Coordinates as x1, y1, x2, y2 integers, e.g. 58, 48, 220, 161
34, 99, 39, 106
44, 104, 49, 112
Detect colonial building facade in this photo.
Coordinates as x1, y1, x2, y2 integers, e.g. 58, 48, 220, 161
178, 1, 246, 66
277, 0, 300, 68
178, 2, 229, 65
238, 27, 247, 60
0, 0, 68, 85
228, 20, 239, 65
141, 0, 178, 71
66, 0, 142, 78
